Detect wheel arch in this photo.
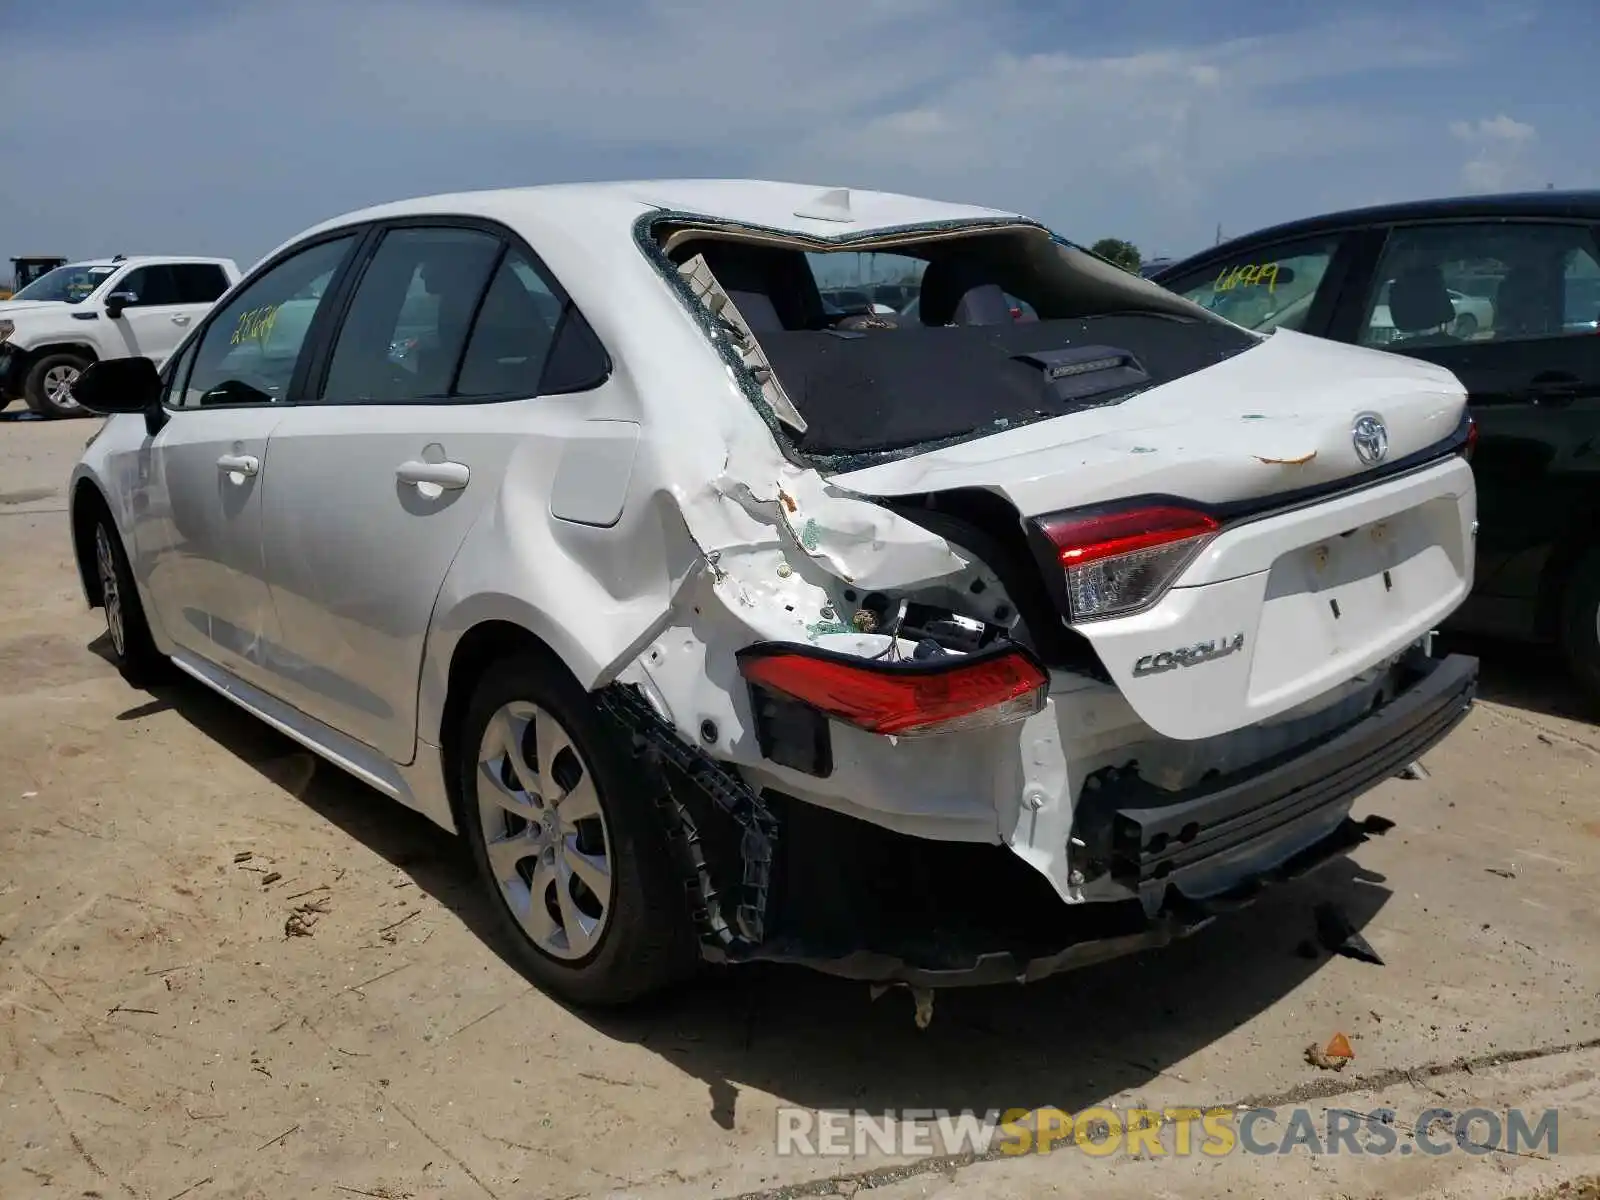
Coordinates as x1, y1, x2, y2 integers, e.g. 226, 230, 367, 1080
1535, 522, 1600, 640
70, 477, 113, 607
432, 615, 596, 827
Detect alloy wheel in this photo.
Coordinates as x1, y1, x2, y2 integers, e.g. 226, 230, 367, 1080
475, 701, 613, 960
44, 364, 81, 411
95, 525, 125, 657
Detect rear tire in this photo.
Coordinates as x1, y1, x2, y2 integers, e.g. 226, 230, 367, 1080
1558, 547, 1600, 705
25, 352, 90, 418
90, 512, 169, 689
456, 653, 698, 1006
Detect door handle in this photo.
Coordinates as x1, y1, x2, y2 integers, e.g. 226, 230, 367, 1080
396, 460, 469, 489
1528, 372, 1582, 406
171, 314, 191, 326
217, 453, 259, 477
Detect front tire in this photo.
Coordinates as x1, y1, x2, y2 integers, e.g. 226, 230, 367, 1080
91, 514, 168, 688
1453, 312, 1479, 339
1558, 547, 1600, 705
457, 654, 697, 1006
25, 352, 90, 418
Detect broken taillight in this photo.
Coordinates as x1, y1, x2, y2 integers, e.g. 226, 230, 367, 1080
1034, 504, 1219, 621
736, 643, 1048, 738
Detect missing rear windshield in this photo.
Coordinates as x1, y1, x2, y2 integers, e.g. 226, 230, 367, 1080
647, 219, 1256, 464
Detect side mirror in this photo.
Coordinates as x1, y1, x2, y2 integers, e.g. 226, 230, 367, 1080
72, 356, 161, 416
104, 291, 138, 319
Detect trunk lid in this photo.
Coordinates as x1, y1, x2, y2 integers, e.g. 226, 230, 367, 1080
831, 330, 1476, 741
827, 328, 1466, 514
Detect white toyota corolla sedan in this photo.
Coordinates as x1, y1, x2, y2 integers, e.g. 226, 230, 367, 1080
68, 180, 1481, 1007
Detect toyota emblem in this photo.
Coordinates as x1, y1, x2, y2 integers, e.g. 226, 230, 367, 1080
1352, 413, 1388, 466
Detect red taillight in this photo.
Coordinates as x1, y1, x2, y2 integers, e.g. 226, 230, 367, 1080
737, 644, 1048, 738
1041, 505, 1220, 568
1462, 415, 1478, 461
1034, 504, 1220, 621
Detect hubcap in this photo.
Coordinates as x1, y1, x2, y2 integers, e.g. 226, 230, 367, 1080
476, 702, 613, 960
44, 364, 81, 410
95, 526, 125, 657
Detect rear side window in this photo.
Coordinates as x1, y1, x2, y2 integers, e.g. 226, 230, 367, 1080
171, 263, 231, 304
1161, 238, 1339, 333
321, 227, 502, 403
1359, 221, 1600, 347
454, 251, 562, 397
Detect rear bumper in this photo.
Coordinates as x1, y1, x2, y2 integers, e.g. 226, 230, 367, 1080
724, 651, 1477, 988
1079, 650, 1478, 915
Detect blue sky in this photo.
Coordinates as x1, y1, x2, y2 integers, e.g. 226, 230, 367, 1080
1, 0, 1589, 275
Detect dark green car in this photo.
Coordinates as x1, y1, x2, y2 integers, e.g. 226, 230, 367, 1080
1152, 191, 1600, 701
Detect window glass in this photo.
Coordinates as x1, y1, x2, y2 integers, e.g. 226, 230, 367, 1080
177, 235, 355, 408
161, 337, 199, 407
807, 252, 926, 316
454, 250, 564, 397
113, 266, 181, 307
10, 263, 116, 304
171, 264, 231, 304
1163, 239, 1337, 333
1358, 222, 1600, 347
321, 227, 502, 402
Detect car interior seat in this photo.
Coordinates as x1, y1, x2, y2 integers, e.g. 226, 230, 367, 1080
1494, 264, 1556, 339
1387, 264, 1458, 341
917, 257, 1014, 326
695, 242, 828, 332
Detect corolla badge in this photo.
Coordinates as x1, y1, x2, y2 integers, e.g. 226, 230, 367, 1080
1132, 633, 1245, 677
1352, 412, 1389, 466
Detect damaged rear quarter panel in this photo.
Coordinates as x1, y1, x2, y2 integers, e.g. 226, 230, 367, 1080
415, 203, 986, 758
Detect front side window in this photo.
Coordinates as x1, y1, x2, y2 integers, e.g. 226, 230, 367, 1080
1358, 221, 1600, 347
1163, 238, 1339, 333
175, 235, 357, 408
11, 263, 118, 304
110, 266, 181, 308
321, 227, 502, 403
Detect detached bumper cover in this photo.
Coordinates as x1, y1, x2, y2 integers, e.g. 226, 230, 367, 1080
1092, 651, 1478, 914
724, 652, 1477, 988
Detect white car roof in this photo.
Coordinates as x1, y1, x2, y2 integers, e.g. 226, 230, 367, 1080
59, 256, 236, 270
283, 179, 1030, 259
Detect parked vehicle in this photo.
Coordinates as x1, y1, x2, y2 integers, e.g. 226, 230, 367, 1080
0, 255, 240, 416
1150, 191, 1600, 699
6, 255, 68, 298
68, 180, 1478, 1006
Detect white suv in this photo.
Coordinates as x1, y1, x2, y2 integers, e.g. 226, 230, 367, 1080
66, 181, 1480, 1006
0, 255, 240, 417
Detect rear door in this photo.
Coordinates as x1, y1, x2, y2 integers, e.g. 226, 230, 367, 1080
1333, 219, 1600, 633
255, 220, 609, 762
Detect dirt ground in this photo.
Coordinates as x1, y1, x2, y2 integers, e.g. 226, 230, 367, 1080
1, 411, 1598, 1200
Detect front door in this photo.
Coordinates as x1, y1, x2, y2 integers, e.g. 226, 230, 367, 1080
1345, 219, 1600, 631
130, 235, 362, 685
257, 223, 589, 761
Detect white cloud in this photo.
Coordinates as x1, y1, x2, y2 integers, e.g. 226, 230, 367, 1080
1450, 115, 1536, 143
0, 2, 1522, 264
1448, 114, 1539, 191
